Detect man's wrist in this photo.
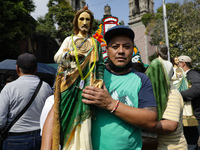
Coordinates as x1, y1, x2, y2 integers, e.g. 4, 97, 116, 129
107, 99, 118, 112
110, 100, 120, 113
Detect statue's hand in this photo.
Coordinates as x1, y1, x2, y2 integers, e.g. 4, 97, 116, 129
92, 79, 103, 88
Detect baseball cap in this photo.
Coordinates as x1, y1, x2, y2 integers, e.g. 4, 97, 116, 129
104, 25, 135, 44
178, 55, 192, 63
16, 53, 37, 70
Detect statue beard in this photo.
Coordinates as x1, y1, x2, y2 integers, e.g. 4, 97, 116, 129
79, 25, 90, 33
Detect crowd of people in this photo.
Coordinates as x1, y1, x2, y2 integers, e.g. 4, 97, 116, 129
1, 7, 200, 150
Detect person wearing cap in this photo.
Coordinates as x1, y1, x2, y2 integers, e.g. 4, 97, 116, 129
0, 53, 53, 150
41, 25, 157, 150
171, 56, 188, 91
178, 55, 200, 150
81, 25, 158, 150
41, 7, 104, 150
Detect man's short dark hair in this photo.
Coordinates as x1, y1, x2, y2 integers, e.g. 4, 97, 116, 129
16, 53, 37, 74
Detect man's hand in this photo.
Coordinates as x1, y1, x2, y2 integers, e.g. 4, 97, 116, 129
82, 83, 115, 111
82, 84, 157, 129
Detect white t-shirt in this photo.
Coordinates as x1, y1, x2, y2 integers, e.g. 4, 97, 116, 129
40, 95, 54, 135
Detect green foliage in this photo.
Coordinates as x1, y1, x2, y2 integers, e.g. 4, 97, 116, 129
0, 0, 36, 59
36, 0, 100, 44
145, 1, 200, 67
141, 13, 153, 27
36, 0, 75, 44
92, 19, 99, 34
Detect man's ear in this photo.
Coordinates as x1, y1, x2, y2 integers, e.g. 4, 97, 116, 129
182, 62, 186, 67
34, 66, 38, 74
16, 65, 21, 76
106, 46, 108, 53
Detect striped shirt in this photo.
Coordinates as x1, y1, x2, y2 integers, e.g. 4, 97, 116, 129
157, 88, 188, 150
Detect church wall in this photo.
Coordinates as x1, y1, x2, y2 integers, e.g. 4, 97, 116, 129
66, 0, 85, 11
146, 30, 157, 61
129, 0, 156, 65
130, 22, 146, 63
130, 22, 156, 64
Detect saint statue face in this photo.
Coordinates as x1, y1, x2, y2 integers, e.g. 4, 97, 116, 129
174, 57, 179, 65
78, 12, 91, 34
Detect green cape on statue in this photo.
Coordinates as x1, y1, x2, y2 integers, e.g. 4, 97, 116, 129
146, 58, 170, 121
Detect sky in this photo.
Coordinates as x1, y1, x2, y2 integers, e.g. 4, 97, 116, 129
31, 0, 179, 26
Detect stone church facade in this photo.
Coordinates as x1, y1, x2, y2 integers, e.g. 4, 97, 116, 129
66, 0, 86, 11
129, 0, 156, 64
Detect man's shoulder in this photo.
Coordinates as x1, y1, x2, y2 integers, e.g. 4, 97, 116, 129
41, 81, 51, 88
189, 69, 200, 74
188, 69, 200, 78
13, 76, 51, 89
134, 70, 149, 82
